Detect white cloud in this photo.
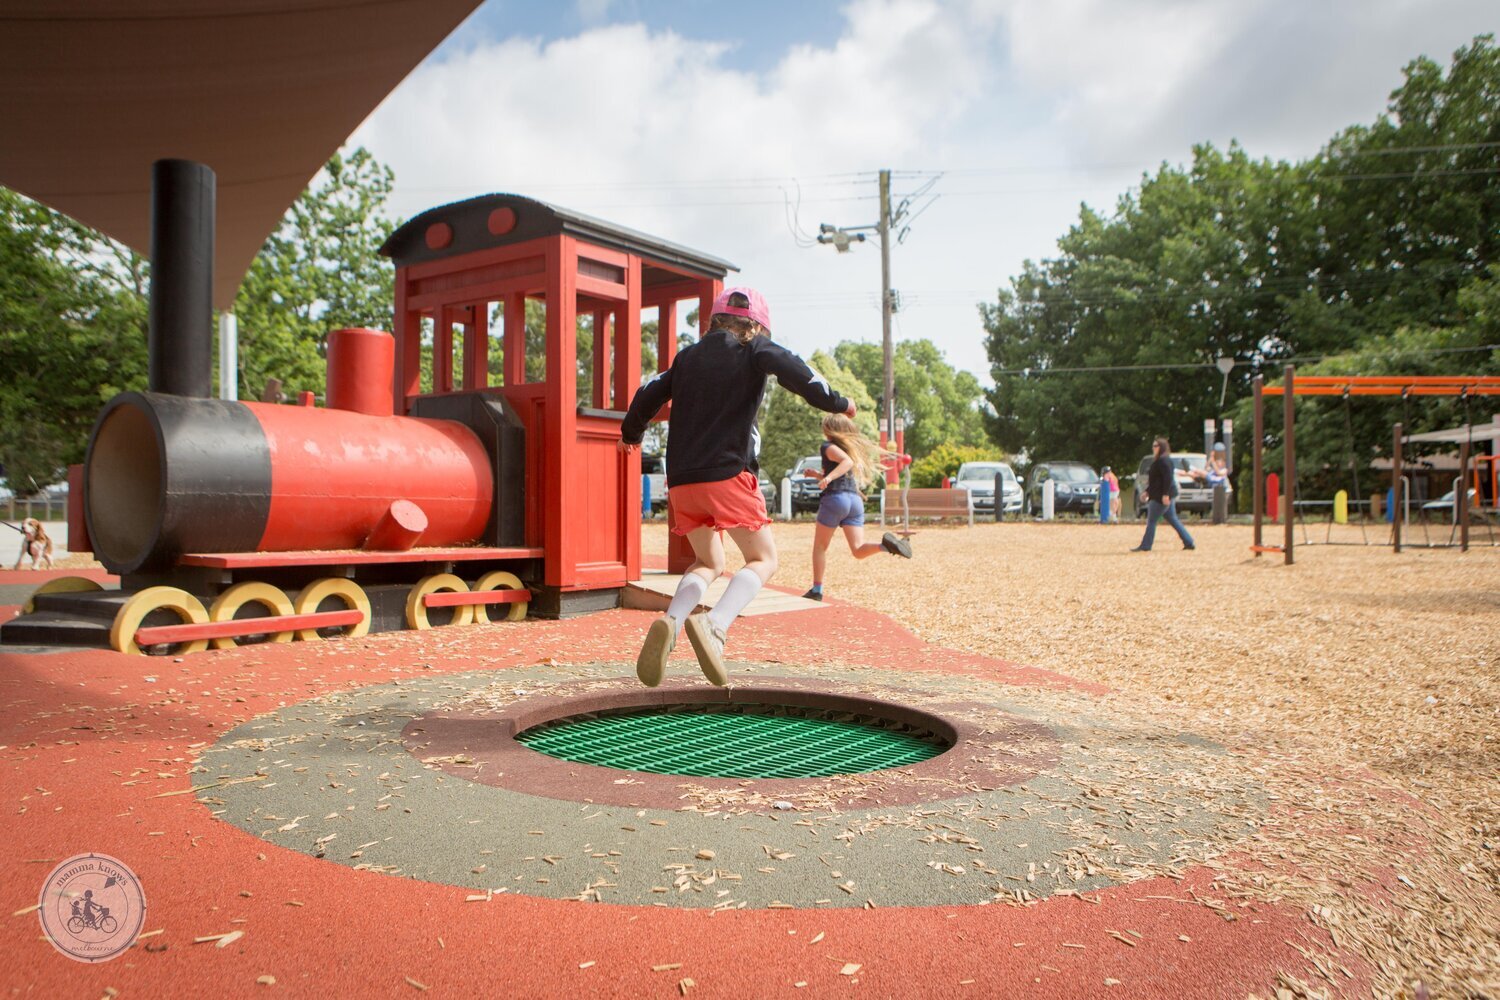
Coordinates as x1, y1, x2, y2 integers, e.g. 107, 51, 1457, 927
352, 0, 1498, 383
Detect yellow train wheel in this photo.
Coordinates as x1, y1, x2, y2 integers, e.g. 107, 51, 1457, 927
110, 587, 210, 657
207, 582, 296, 650
22, 576, 104, 614
406, 573, 474, 630
293, 578, 371, 642
471, 571, 528, 624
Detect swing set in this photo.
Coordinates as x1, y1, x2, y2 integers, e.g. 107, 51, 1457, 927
1251, 366, 1500, 564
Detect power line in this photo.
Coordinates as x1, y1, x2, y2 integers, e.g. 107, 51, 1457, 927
989, 343, 1500, 378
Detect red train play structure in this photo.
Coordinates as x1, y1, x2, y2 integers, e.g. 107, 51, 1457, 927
2, 188, 734, 655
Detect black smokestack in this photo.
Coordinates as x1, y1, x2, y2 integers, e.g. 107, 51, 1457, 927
148, 159, 214, 397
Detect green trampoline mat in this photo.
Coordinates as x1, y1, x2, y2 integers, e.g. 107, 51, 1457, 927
514, 705, 948, 778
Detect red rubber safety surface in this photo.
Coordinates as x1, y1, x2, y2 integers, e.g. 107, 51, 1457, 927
0, 600, 1368, 998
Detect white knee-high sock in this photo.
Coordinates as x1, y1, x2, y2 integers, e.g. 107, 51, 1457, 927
708, 569, 764, 631
665, 573, 708, 629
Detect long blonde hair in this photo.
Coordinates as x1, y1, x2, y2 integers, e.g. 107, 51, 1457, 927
821, 413, 893, 489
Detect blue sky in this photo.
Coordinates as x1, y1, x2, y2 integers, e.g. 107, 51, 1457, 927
445, 0, 848, 69
357, 0, 1498, 382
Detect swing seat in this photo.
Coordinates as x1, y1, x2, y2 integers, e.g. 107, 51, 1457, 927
1249, 544, 1284, 554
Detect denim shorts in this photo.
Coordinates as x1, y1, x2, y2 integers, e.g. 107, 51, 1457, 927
816, 491, 865, 528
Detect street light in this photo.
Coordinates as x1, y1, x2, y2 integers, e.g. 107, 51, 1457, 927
1216, 356, 1235, 409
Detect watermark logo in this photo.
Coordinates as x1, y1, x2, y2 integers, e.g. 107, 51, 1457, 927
37, 853, 147, 962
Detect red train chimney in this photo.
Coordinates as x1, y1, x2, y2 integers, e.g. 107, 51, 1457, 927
326, 327, 395, 416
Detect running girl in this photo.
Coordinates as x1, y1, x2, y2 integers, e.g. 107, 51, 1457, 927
802, 413, 911, 601
618, 287, 853, 687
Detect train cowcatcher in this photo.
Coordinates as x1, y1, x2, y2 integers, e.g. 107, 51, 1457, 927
1, 170, 734, 657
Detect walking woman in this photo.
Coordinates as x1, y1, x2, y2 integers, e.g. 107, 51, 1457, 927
1132, 437, 1196, 551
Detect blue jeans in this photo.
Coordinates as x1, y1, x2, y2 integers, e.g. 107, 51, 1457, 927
1139, 500, 1194, 550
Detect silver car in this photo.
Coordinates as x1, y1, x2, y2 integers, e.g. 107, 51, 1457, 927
953, 461, 1022, 513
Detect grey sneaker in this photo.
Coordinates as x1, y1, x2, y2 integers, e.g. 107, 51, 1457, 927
881, 532, 913, 558
683, 613, 729, 686
636, 615, 676, 687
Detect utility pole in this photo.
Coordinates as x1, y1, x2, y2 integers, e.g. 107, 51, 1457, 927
815, 168, 937, 483
877, 168, 894, 459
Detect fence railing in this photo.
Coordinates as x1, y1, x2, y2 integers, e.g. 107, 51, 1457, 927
1, 498, 68, 523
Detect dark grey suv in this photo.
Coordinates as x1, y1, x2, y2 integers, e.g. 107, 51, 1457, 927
1025, 462, 1100, 516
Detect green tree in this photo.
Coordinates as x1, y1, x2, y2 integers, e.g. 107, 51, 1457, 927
981, 35, 1499, 484
0, 189, 148, 489
758, 350, 876, 487
908, 443, 1008, 489
231, 147, 398, 400
832, 338, 988, 460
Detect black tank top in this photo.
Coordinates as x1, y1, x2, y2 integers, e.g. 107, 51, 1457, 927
820, 441, 859, 494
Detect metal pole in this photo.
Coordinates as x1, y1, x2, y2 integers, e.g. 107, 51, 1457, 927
878, 168, 894, 484
1392, 423, 1403, 554
218, 310, 238, 400
1253, 376, 1264, 555
1458, 439, 1470, 552
1283, 364, 1295, 566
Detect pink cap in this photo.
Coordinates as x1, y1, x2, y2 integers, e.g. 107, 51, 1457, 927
710, 286, 772, 332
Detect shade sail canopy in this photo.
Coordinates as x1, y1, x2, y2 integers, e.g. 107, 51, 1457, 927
1403, 421, 1500, 445
0, 0, 481, 308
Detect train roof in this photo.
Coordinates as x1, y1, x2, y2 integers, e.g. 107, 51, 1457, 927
380, 193, 738, 279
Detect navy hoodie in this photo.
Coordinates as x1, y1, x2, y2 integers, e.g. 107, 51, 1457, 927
620, 329, 850, 487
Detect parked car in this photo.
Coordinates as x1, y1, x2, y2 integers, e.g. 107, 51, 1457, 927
1131, 452, 1232, 516
951, 461, 1022, 514
758, 471, 776, 509
1024, 461, 1099, 516
788, 456, 823, 514
642, 454, 667, 512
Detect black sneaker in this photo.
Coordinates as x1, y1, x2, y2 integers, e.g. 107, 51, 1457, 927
881, 532, 913, 558
801, 588, 823, 601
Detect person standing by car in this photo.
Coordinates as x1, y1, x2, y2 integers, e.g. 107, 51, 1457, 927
1132, 437, 1195, 551
1101, 466, 1121, 521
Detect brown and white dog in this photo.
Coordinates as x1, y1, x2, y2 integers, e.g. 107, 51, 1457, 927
14, 518, 55, 570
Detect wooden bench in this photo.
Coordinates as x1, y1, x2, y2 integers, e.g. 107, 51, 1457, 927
880, 488, 974, 527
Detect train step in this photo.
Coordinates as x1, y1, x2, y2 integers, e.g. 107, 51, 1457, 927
0, 611, 113, 648
30, 590, 131, 621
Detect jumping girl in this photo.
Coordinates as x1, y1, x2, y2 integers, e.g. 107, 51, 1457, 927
802, 413, 911, 601
618, 287, 852, 687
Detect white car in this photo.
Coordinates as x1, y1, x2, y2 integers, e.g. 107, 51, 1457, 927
953, 461, 1022, 514
642, 455, 667, 512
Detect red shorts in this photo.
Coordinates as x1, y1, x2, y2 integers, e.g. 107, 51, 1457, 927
667, 472, 770, 535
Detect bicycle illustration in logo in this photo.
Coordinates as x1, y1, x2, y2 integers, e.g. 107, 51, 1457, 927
66, 890, 119, 936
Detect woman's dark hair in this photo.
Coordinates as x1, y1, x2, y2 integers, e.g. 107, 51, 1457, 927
1154, 436, 1171, 455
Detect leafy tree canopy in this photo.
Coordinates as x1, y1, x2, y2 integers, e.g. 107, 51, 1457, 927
758, 349, 877, 488
832, 338, 988, 460
982, 35, 1499, 488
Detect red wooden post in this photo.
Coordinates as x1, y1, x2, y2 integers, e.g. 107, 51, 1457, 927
464, 303, 487, 389
544, 235, 579, 588
393, 277, 420, 413
657, 298, 677, 372
592, 308, 612, 409
1283, 364, 1295, 565
1266, 472, 1280, 522
434, 305, 454, 394
618, 257, 642, 581
504, 292, 527, 386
